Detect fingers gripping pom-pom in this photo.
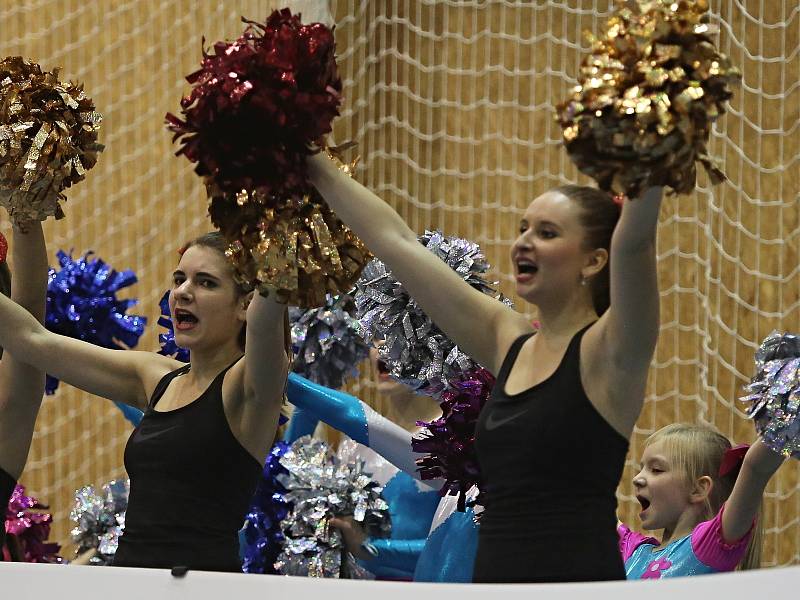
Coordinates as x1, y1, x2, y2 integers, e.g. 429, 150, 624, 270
0, 57, 103, 225
45, 250, 147, 394
274, 436, 391, 578
555, 0, 740, 197
740, 331, 800, 459
355, 230, 511, 397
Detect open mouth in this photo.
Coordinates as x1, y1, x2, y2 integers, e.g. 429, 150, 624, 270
174, 308, 199, 329
636, 495, 651, 512
515, 258, 539, 277
376, 359, 391, 380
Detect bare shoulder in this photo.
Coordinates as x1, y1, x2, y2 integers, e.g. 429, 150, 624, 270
492, 309, 537, 374
135, 352, 188, 407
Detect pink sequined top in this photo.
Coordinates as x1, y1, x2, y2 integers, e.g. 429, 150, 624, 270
618, 504, 753, 579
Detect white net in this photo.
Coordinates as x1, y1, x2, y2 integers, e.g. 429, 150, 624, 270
2, 0, 798, 565
333, 0, 800, 568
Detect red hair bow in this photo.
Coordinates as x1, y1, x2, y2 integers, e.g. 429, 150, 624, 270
0, 232, 7, 263
719, 443, 749, 477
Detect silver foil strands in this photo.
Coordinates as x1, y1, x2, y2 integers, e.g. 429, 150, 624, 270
274, 436, 391, 578
290, 293, 370, 389
740, 331, 800, 458
355, 230, 511, 396
69, 479, 129, 565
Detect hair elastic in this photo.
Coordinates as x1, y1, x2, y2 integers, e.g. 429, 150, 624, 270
719, 443, 749, 477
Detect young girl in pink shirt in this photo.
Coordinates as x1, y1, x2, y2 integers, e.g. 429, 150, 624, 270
619, 423, 785, 578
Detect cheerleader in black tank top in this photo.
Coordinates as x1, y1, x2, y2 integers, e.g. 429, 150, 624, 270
0, 232, 289, 570
115, 359, 261, 571
473, 325, 628, 582
308, 154, 665, 582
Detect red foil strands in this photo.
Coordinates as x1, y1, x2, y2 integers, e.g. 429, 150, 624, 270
167, 10, 368, 307
412, 368, 495, 512
555, 0, 740, 198
0, 57, 104, 226
166, 9, 342, 201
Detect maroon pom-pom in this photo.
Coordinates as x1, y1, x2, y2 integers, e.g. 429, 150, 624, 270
166, 9, 342, 200
412, 368, 495, 511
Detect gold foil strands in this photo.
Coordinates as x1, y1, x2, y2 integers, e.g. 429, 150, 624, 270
555, 0, 740, 197
211, 149, 371, 308
0, 57, 103, 225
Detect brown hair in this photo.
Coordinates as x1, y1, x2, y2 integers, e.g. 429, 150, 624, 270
182, 231, 293, 358
553, 185, 621, 316
646, 423, 762, 570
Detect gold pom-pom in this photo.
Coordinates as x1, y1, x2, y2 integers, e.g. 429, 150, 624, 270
0, 57, 104, 225
555, 0, 740, 197
208, 148, 371, 308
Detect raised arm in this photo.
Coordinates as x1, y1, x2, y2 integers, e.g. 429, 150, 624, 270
9, 222, 47, 321
0, 288, 176, 410
308, 154, 529, 374
722, 440, 785, 542
603, 187, 663, 365
227, 292, 290, 460
585, 187, 663, 431
0, 221, 49, 478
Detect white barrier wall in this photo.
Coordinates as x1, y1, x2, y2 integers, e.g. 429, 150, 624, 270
2, 563, 798, 600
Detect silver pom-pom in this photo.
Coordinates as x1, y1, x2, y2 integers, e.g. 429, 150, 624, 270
274, 436, 391, 578
740, 331, 800, 458
290, 293, 370, 389
355, 230, 511, 396
69, 479, 129, 565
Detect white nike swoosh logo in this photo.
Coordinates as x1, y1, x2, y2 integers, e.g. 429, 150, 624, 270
484, 409, 528, 431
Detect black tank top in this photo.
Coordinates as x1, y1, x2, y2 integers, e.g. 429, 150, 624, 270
473, 325, 629, 583
114, 359, 262, 572
0, 466, 15, 556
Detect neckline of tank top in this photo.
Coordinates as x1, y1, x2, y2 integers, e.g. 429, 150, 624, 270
499, 322, 594, 400
148, 356, 243, 415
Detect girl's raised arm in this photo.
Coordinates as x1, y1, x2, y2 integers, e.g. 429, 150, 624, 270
225, 292, 290, 460
598, 187, 663, 368
587, 187, 663, 432
308, 154, 529, 374
0, 221, 48, 478
0, 288, 176, 410
722, 440, 785, 542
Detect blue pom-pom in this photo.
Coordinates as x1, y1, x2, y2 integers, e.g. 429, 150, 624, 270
156, 291, 190, 363
240, 441, 291, 573
45, 251, 146, 394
